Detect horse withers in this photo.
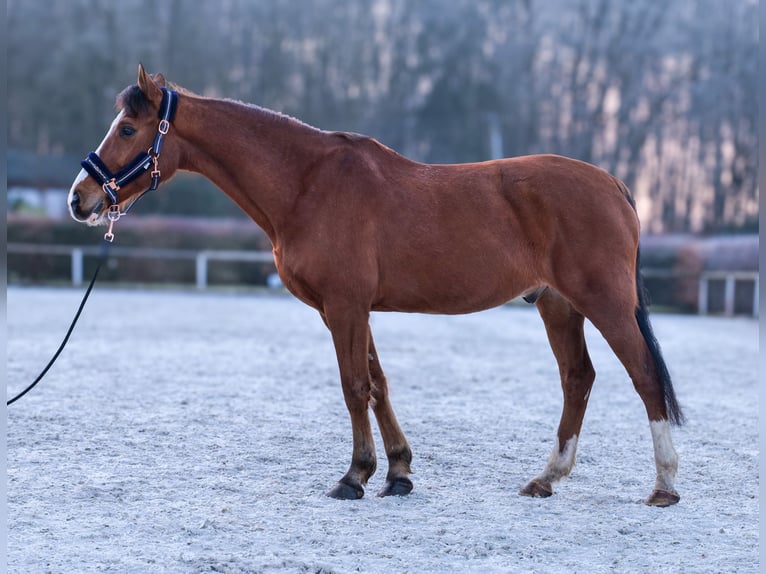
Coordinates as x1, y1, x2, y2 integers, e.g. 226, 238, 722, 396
68, 65, 683, 506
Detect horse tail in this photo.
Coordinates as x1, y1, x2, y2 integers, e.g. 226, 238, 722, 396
616, 178, 685, 426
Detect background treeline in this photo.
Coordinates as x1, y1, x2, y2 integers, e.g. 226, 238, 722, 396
7, 0, 758, 233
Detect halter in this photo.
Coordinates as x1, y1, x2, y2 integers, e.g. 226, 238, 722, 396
9, 89, 179, 403
80, 88, 178, 239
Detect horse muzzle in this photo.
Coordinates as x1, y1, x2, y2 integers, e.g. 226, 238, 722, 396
68, 187, 105, 225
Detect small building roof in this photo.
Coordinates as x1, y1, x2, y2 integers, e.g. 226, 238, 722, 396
8, 149, 81, 188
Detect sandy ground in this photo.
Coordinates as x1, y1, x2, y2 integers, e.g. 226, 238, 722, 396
6, 287, 759, 573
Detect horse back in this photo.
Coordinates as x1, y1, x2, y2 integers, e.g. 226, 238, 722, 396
280, 142, 638, 314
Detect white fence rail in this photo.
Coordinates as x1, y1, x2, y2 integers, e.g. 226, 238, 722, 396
8, 243, 759, 316
8, 243, 275, 290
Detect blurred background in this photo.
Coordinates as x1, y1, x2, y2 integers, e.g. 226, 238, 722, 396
6, 0, 759, 314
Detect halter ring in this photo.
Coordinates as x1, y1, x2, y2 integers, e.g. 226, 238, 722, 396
103, 179, 119, 193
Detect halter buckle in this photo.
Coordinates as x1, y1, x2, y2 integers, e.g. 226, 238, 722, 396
103, 179, 119, 193
158, 119, 170, 135
101, 179, 120, 204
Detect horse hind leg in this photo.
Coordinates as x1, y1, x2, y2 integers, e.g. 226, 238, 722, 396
574, 275, 682, 507
520, 288, 595, 499
368, 330, 414, 496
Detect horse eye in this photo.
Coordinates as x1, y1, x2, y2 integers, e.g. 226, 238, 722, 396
119, 125, 136, 137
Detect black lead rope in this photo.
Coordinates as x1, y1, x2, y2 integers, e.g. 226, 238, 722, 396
8, 89, 178, 406
7, 239, 111, 406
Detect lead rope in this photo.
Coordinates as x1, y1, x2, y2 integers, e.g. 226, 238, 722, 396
7, 224, 117, 406
9, 91, 176, 406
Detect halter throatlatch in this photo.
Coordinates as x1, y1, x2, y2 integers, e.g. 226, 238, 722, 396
80, 88, 178, 240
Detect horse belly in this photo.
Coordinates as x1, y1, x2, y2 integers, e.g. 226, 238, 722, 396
373, 239, 533, 314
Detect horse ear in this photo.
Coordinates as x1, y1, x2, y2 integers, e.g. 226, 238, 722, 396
137, 63, 164, 107
153, 73, 167, 88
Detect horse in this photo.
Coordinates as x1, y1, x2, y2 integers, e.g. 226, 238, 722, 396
68, 65, 684, 506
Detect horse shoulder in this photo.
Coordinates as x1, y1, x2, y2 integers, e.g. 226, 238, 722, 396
276, 134, 390, 298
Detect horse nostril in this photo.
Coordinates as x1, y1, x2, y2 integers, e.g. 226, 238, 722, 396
70, 191, 81, 208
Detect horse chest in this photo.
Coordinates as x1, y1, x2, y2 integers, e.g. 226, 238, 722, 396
272, 247, 328, 310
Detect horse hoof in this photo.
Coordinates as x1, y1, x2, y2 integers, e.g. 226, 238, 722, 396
519, 480, 553, 498
644, 489, 680, 507
326, 480, 364, 500
377, 477, 414, 497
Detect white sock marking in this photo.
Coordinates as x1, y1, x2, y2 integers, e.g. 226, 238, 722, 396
650, 419, 678, 492
537, 435, 578, 484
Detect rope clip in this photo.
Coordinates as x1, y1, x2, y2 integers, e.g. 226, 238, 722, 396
104, 205, 121, 242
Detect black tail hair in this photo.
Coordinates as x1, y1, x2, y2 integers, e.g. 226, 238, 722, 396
635, 249, 685, 426
619, 178, 685, 426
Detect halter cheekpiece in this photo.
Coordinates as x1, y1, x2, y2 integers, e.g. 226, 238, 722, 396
80, 88, 178, 210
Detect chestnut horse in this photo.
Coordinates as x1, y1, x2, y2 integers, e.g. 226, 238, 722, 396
68, 65, 684, 506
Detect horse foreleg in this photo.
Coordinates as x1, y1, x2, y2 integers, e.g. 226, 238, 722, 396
520, 288, 595, 499
324, 305, 377, 499
368, 330, 413, 497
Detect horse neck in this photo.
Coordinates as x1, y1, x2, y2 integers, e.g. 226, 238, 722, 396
173, 95, 325, 243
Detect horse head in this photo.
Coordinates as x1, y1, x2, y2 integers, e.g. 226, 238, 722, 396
68, 64, 181, 225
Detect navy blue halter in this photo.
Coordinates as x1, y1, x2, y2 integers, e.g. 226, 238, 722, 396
81, 88, 178, 209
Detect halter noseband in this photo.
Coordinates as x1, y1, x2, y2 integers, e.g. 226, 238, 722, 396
80, 88, 178, 212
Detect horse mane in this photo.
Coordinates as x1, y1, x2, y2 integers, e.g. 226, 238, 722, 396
115, 82, 390, 156
221, 97, 323, 135
115, 83, 317, 135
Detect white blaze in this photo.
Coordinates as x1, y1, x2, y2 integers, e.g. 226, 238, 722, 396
67, 111, 125, 221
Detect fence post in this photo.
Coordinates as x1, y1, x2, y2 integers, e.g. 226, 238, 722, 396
71, 248, 84, 286
724, 274, 735, 316
196, 253, 208, 289
698, 275, 708, 314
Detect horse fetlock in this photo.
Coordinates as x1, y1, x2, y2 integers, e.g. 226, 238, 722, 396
327, 454, 376, 500
540, 435, 578, 483
352, 450, 377, 484
386, 445, 413, 472
649, 419, 678, 492
380, 445, 414, 497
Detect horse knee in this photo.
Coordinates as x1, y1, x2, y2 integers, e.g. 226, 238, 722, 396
369, 374, 387, 407
341, 376, 373, 410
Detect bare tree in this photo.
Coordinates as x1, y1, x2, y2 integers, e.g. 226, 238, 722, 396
7, 0, 757, 232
